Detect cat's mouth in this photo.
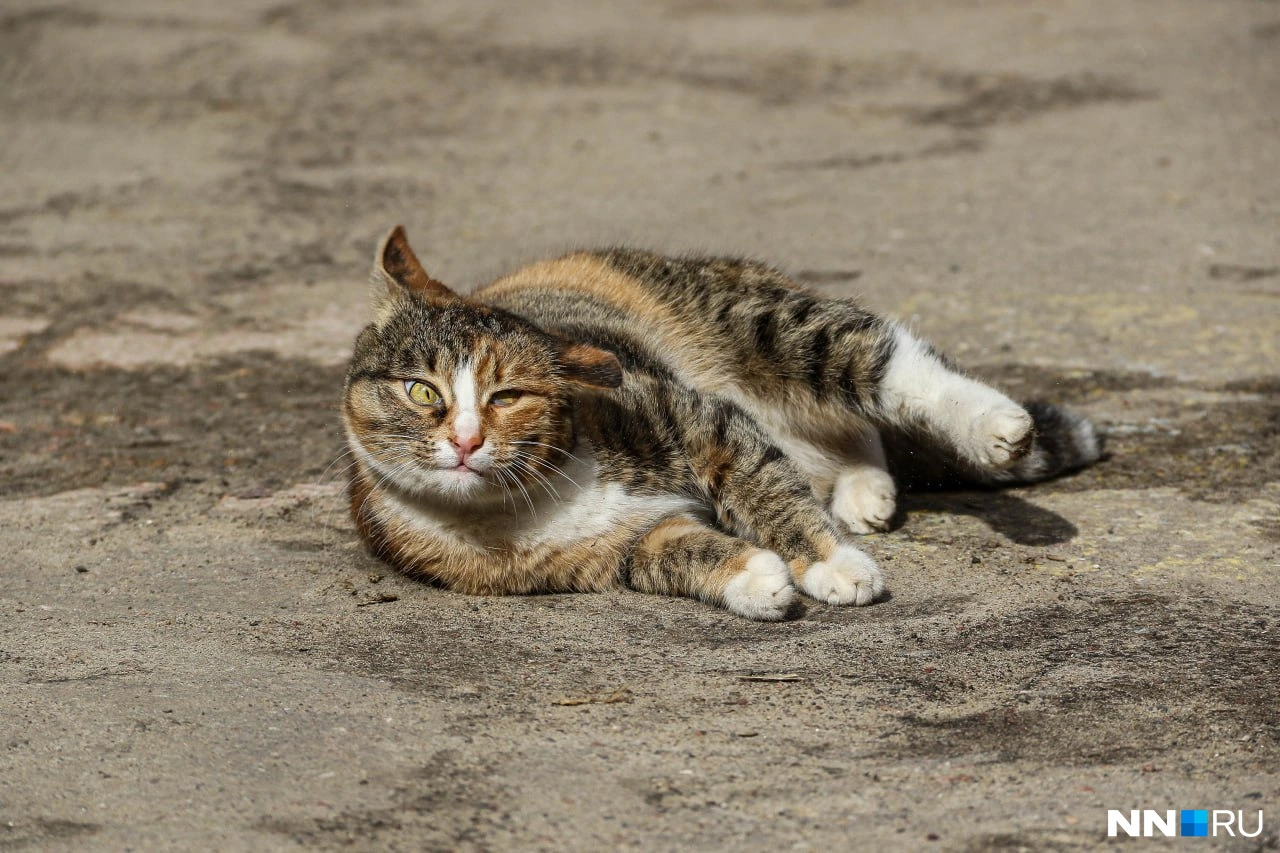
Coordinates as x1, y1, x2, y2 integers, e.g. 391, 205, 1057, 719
442, 459, 491, 481
432, 462, 489, 494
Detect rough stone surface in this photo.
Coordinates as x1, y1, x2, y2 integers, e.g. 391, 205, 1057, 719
1, 0, 1276, 850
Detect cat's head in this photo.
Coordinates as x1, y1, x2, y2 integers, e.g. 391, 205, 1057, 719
343, 226, 621, 504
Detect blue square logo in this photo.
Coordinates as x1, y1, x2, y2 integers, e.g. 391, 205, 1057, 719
1181, 810, 1208, 837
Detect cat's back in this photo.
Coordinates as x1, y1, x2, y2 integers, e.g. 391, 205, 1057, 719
474, 248, 802, 382
475, 249, 672, 335
476, 247, 794, 314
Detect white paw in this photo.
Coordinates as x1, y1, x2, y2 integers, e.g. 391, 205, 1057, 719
830, 467, 897, 534
723, 551, 796, 621
966, 403, 1034, 469
798, 545, 884, 606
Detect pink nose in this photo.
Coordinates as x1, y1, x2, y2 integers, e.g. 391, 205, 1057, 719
452, 432, 483, 459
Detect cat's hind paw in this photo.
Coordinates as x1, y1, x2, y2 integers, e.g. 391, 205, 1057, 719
830, 467, 897, 534
798, 545, 884, 606
723, 551, 796, 621
965, 402, 1034, 469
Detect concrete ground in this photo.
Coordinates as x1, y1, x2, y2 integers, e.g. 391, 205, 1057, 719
1, 0, 1277, 849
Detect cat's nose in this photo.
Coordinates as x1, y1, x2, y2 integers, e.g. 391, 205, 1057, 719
452, 432, 484, 459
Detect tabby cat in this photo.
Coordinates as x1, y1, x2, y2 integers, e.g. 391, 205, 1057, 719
343, 227, 1101, 619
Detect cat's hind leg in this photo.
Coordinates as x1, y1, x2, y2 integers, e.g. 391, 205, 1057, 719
627, 514, 796, 621
829, 428, 897, 534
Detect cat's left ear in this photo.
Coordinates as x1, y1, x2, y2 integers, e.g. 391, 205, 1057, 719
556, 340, 623, 390
371, 226, 458, 319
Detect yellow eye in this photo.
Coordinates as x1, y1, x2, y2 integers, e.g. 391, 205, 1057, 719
489, 390, 523, 408
404, 380, 441, 406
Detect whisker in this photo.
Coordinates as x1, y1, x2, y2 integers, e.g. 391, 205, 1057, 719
508, 467, 537, 515
493, 468, 526, 517
511, 448, 583, 490
511, 440, 577, 459
319, 448, 421, 548
507, 455, 561, 501
317, 446, 361, 485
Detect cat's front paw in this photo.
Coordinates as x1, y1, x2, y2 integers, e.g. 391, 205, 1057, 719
798, 545, 884, 606
830, 467, 897, 534
967, 403, 1034, 469
723, 550, 796, 621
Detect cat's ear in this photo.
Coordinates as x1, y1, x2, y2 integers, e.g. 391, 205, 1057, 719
556, 341, 623, 390
371, 226, 458, 318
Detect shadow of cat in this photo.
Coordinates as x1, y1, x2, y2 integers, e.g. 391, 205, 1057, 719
897, 491, 1078, 546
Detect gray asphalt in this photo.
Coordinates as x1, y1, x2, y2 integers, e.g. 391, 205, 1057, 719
1, 1, 1277, 850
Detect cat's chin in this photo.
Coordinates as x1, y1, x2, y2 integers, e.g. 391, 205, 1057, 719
414, 467, 501, 504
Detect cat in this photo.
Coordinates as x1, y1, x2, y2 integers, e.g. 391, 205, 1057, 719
342, 226, 1102, 620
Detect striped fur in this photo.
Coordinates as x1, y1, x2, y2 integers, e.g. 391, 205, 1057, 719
343, 227, 1101, 619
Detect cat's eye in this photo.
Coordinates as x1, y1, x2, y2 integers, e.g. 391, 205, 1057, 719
489, 390, 523, 408
403, 380, 442, 407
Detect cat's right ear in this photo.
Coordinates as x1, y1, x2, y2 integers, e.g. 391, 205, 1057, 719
555, 340, 623, 390
370, 226, 458, 320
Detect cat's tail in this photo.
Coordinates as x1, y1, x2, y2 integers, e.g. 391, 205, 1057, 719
885, 401, 1105, 490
